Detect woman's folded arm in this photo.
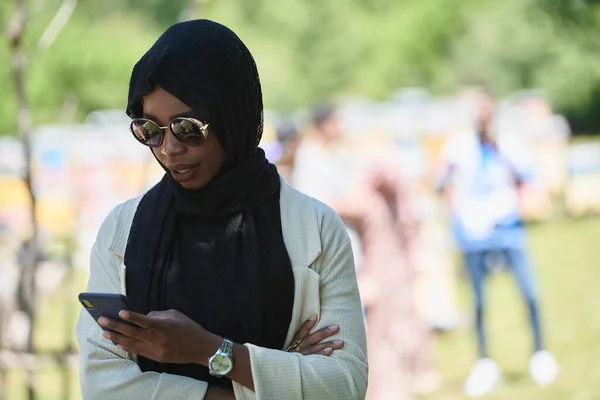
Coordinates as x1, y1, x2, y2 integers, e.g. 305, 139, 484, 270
232, 208, 368, 400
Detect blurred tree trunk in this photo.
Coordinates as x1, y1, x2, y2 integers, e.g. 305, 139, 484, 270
7, 0, 40, 398
6, 0, 76, 398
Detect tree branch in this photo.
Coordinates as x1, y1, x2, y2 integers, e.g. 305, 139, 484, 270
36, 0, 77, 53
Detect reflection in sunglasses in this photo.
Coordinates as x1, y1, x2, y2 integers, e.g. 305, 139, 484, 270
138, 123, 152, 140
130, 118, 209, 147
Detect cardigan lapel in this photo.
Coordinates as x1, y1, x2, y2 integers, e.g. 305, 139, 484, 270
278, 176, 322, 269
108, 196, 142, 259
277, 176, 323, 349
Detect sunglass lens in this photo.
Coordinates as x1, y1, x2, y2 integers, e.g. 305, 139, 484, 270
131, 119, 162, 147
170, 118, 206, 146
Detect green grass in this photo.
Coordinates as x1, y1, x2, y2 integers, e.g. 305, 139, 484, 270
4, 217, 600, 399
570, 135, 600, 144
427, 216, 600, 400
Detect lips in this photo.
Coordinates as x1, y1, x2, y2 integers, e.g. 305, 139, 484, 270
166, 163, 199, 182
167, 163, 198, 173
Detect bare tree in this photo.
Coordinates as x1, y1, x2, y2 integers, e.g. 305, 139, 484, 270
5, 0, 76, 398
7, 1, 39, 397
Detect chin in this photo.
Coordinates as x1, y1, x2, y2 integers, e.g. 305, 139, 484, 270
179, 180, 209, 190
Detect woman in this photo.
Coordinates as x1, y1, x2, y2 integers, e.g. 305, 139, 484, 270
75, 20, 367, 400
356, 166, 439, 399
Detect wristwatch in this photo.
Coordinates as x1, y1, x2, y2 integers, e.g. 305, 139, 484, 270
208, 338, 234, 377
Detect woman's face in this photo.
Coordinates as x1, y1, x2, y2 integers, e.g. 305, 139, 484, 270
144, 86, 225, 190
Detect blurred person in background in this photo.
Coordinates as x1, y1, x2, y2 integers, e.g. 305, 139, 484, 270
437, 89, 559, 397
257, 121, 283, 166
291, 103, 365, 267
358, 166, 440, 400
292, 105, 437, 399
76, 20, 367, 400
274, 119, 302, 181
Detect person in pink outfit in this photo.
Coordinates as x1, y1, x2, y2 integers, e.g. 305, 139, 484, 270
292, 104, 435, 399
352, 165, 435, 400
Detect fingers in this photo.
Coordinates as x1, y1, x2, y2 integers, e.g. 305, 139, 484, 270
294, 315, 318, 342
300, 324, 339, 348
102, 329, 139, 352
299, 340, 344, 356
319, 347, 333, 355
119, 311, 156, 329
286, 315, 318, 351
101, 327, 157, 359
98, 317, 147, 338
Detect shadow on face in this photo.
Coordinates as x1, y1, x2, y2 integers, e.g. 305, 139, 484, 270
143, 85, 225, 190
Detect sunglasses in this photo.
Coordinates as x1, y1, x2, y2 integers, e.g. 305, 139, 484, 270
130, 117, 210, 147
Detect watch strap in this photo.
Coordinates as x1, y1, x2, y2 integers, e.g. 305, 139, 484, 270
221, 338, 234, 357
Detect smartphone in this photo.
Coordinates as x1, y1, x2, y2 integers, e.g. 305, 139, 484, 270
78, 292, 134, 334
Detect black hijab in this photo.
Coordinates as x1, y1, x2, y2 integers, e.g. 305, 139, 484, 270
123, 20, 294, 385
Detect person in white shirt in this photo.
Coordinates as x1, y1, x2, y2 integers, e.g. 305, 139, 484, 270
437, 90, 559, 397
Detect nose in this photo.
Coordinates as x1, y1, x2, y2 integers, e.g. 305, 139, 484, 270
160, 127, 186, 156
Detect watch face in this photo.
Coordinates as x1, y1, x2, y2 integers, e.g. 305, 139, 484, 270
210, 354, 233, 375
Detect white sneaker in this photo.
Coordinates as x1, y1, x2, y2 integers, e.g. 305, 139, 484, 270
464, 358, 500, 398
529, 350, 559, 386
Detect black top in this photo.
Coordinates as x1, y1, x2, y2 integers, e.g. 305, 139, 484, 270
125, 175, 295, 388
159, 196, 294, 387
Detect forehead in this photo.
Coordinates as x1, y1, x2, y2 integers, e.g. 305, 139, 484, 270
142, 86, 191, 115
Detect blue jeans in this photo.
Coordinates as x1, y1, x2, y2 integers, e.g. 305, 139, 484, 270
464, 248, 543, 357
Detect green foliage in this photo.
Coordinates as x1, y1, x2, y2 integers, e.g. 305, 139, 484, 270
443, 0, 600, 132
534, 0, 600, 24
202, 0, 478, 110
2, 0, 600, 135
0, 2, 161, 135
26, 13, 158, 126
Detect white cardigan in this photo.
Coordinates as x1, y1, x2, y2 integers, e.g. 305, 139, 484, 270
76, 177, 368, 399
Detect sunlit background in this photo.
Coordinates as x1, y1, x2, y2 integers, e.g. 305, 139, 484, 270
1, 0, 600, 399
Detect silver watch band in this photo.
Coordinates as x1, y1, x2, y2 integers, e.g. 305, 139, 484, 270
221, 338, 234, 357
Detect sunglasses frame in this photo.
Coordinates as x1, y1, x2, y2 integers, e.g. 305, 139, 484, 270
130, 117, 210, 148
